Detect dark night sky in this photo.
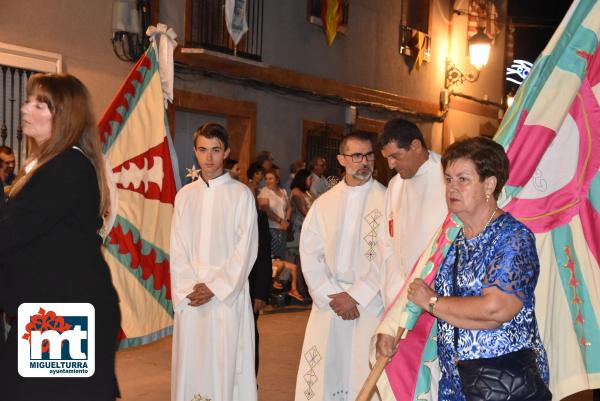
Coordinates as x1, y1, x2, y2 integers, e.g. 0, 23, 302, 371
507, 0, 572, 62
504, 0, 573, 93
508, 0, 572, 22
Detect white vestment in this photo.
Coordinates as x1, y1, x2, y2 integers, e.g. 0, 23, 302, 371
170, 173, 258, 401
294, 178, 386, 401
379, 151, 447, 304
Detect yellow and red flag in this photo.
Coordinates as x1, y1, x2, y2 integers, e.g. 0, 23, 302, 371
321, 0, 342, 46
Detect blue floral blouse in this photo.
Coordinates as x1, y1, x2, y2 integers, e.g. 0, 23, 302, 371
434, 212, 549, 401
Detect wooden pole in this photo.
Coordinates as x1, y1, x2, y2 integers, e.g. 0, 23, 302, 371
355, 327, 406, 401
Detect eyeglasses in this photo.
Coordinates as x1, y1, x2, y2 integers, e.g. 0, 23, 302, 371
342, 151, 376, 163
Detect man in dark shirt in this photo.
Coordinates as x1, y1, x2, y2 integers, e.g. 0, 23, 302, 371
248, 209, 272, 375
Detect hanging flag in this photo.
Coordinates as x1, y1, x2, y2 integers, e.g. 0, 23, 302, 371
468, 0, 501, 42
225, 0, 248, 46
98, 38, 179, 348
370, 1, 600, 399
321, 0, 342, 46
413, 31, 427, 71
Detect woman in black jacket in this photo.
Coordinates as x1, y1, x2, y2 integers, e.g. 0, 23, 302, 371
0, 73, 120, 400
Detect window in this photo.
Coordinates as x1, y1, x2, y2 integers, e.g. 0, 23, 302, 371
302, 120, 344, 179
399, 0, 432, 62
185, 0, 264, 62
403, 0, 431, 34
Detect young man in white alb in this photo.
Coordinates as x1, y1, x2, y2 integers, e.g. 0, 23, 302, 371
170, 123, 258, 401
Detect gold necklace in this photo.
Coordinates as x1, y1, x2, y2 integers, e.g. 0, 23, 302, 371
465, 207, 499, 239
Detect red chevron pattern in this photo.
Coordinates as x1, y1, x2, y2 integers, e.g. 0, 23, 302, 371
108, 221, 172, 301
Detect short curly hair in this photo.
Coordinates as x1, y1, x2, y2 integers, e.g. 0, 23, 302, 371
441, 136, 509, 200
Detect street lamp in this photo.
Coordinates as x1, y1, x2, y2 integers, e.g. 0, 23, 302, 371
446, 27, 492, 87
469, 27, 492, 70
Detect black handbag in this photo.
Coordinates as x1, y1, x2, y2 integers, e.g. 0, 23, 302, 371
457, 348, 552, 401
452, 243, 552, 401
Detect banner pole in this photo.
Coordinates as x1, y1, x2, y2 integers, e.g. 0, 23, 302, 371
356, 326, 405, 401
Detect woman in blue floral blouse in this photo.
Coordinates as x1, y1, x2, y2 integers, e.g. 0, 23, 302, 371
407, 136, 549, 401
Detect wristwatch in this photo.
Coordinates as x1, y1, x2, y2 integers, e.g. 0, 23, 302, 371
428, 295, 440, 314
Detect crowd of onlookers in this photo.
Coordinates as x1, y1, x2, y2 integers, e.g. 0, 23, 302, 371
248, 152, 333, 304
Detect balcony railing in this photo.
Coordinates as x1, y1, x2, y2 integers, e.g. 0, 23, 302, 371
1, 65, 34, 171
399, 25, 431, 63
186, 0, 263, 62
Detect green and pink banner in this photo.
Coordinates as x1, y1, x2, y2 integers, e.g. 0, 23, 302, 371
375, 0, 600, 399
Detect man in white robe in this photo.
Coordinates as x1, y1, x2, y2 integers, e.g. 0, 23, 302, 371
376, 118, 448, 304
170, 123, 258, 401
295, 132, 386, 401
374, 118, 448, 390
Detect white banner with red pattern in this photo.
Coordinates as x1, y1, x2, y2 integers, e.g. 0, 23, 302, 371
98, 45, 178, 348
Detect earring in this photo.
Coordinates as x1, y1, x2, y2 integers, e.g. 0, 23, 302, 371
485, 193, 490, 203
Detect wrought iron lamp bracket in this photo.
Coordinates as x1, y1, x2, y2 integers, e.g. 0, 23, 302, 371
446, 62, 480, 88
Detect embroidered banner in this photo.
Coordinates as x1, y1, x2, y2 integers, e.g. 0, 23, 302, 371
98, 46, 178, 348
